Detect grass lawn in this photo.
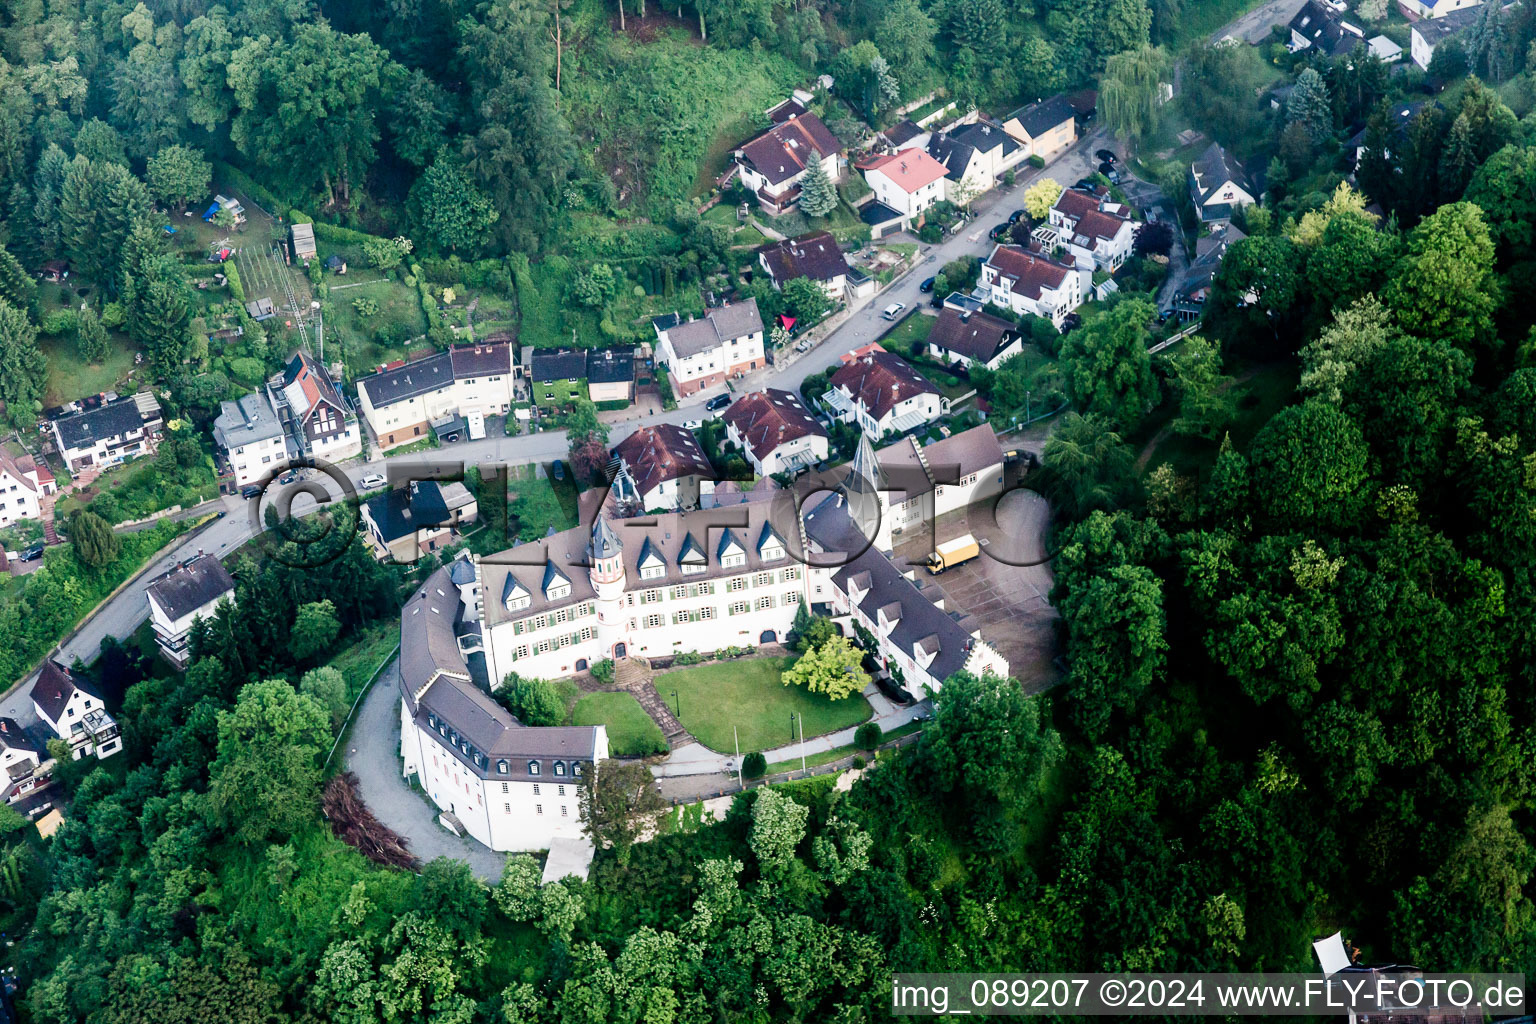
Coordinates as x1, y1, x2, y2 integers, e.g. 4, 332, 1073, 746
763, 719, 923, 774
572, 692, 668, 757
655, 655, 871, 754
1163, 0, 1272, 45
39, 333, 139, 407
326, 277, 429, 378
325, 623, 402, 704
1140, 358, 1299, 478
881, 310, 935, 354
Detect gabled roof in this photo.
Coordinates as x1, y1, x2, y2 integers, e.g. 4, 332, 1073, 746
678, 532, 707, 566
875, 424, 1005, 497
827, 350, 940, 421
146, 553, 235, 622
283, 352, 349, 422
883, 119, 926, 147
862, 150, 950, 193
658, 301, 763, 359
0, 448, 43, 492
612, 424, 715, 501
1190, 143, 1253, 204
947, 119, 1020, 158
585, 347, 634, 385
541, 560, 570, 593
591, 516, 623, 560
721, 387, 827, 463
926, 134, 977, 181
1288, 0, 1365, 55
357, 351, 455, 408
716, 527, 744, 560
529, 347, 589, 383
758, 232, 848, 285
449, 342, 512, 380
52, 396, 152, 451
1006, 94, 1076, 139
365, 480, 473, 543
1413, 4, 1482, 45
925, 308, 1018, 364
736, 112, 841, 186
31, 661, 100, 724
984, 244, 1073, 298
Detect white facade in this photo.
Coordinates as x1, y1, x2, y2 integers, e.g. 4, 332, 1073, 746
655, 327, 765, 394
864, 163, 947, 218
977, 252, 1083, 326
398, 699, 606, 852
32, 673, 120, 761
0, 455, 51, 526
228, 431, 288, 487
1400, 0, 1481, 17
147, 585, 234, 670
727, 423, 828, 477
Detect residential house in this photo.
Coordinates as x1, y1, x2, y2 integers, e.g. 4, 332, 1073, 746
51, 393, 163, 473
733, 111, 842, 216
1410, 5, 1482, 68
611, 424, 716, 510
291, 222, 317, 262
145, 553, 236, 669
0, 448, 55, 527
1399, 0, 1481, 19
872, 424, 1007, 551
274, 352, 362, 461
398, 556, 606, 852
757, 232, 850, 302
879, 119, 930, 152
362, 480, 479, 562
1000, 95, 1077, 162
721, 388, 829, 477
924, 307, 1023, 371
356, 342, 515, 450
859, 150, 950, 229
586, 348, 635, 404
976, 243, 1083, 326
0, 717, 50, 805
927, 118, 1025, 195
528, 349, 589, 409
1345, 101, 1426, 174
1188, 143, 1257, 222
212, 391, 289, 488
652, 300, 765, 398
1288, 0, 1366, 55
1046, 186, 1140, 272
822, 350, 941, 437
30, 661, 121, 760
1174, 222, 1247, 318
1368, 35, 1404, 61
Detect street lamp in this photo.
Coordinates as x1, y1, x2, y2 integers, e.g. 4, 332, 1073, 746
670, 689, 681, 718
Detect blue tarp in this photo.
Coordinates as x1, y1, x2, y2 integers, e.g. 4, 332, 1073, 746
202, 203, 219, 220
162, 225, 176, 234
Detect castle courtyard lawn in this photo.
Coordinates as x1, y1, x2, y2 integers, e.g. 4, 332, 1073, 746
654, 655, 871, 754
572, 691, 667, 757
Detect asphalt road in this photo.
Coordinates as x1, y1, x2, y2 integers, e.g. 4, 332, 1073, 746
0, 127, 1113, 728
1213, 0, 1309, 43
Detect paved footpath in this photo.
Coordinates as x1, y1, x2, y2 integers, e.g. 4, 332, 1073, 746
343, 658, 508, 882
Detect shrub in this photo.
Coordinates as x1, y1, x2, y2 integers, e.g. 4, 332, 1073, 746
851, 755, 866, 769
590, 658, 615, 684
1028, 154, 1046, 168
918, 222, 943, 243
854, 722, 882, 750
674, 651, 702, 666
742, 751, 767, 778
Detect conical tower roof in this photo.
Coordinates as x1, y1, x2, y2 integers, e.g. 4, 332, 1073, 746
591, 514, 623, 561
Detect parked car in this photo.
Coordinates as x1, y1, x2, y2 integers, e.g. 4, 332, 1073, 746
240, 484, 262, 499
930, 291, 945, 308
358, 473, 386, 490
278, 471, 299, 485
1061, 312, 1083, 332
1008, 208, 1026, 224
705, 393, 732, 413
1095, 148, 1117, 164
682, 419, 702, 431
551, 459, 566, 481
20, 543, 44, 562
881, 302, 905, 320
919, 276, 935, 292
988, 222, 1011, 240
1073, 178, 1097, 191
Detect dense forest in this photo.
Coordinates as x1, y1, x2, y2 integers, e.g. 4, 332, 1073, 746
3, 0, 1536, 1015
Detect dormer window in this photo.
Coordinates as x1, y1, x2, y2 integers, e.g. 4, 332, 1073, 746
497, 759, 508, 774
528, 760, 541, 776
573, 762, 583, 777
554, 761, 566, 776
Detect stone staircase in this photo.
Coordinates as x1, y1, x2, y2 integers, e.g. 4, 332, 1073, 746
612, 657, 693, 749
39, 493, 60, 545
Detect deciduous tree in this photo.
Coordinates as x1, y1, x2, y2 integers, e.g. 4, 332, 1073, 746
783, 634, 868, 700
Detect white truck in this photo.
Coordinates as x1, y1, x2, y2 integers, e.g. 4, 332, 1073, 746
926, 534, 981, 574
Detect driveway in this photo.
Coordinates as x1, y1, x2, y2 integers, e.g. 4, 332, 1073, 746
342, 658, 508, 882
1215, 0, 1308, 42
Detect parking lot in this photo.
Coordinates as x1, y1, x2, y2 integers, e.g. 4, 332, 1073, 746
891, 481, 1059, 692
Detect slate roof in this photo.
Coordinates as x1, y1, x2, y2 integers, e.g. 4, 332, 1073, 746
658, 300, 764, 359
1289, 0, 1365, 55
1006, 94, 1076, 139
926, 134, 977, 181
529, 348, 589, 383
146, 554, 235, 622
1190, 143, 1253, 204
736, 113, 841, 186
357, 351, 455, 407
827, 350, 940, 421
884, 119, 926, 147
586, 347, 634, 385
948, 119, 1019, 158
52, 396, 153, 452
926, 308, 1018, 364
449, 342, 512, 379
985, 244, 1073, 298
722, 388, 827, 463
758, 232, 847, 285
612, 424, 715, 500
31, 661, 100, 724
0, 717, 41, 757
366, 480, 473, 543
212, 392, 284, 449
1413, 4, 1482, 45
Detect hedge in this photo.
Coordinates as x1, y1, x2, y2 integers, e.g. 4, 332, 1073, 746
224, 262, 246, 302
1028, 154, 1046, 168
313, 221, 382, 247
289, 209, 314, 224
211, 161, 294, 217
595, 399, 630, 412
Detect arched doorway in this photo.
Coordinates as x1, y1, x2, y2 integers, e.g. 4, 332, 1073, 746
760, 630, 777, 644
614, 642, 627, 658
575, 658, 589, 671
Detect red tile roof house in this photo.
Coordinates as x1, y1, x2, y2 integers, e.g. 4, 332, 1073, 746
611, 424, 717, 511
757, 231, 849, 303
924, 307, 1024, 371
0, 447, 56, 528
1046, 186, 1141, 273
822, 350, 942, 438
858, 149, 950, 231
976, 243, 1084, 328
721, 388, 829, 477
732, 111, 843, 216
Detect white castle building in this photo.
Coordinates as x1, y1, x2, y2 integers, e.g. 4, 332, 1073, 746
394, 428, 1011, 852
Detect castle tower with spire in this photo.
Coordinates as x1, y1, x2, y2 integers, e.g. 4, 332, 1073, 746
589, 514, 628, 657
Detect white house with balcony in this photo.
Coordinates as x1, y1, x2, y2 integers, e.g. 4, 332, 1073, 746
145, 553, 236, 669
0, 448, 55, 527
976, 243, 1083, 326
822, 349, 941, 438
30, 661, 120, 760
1046, 186, 1140, 273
